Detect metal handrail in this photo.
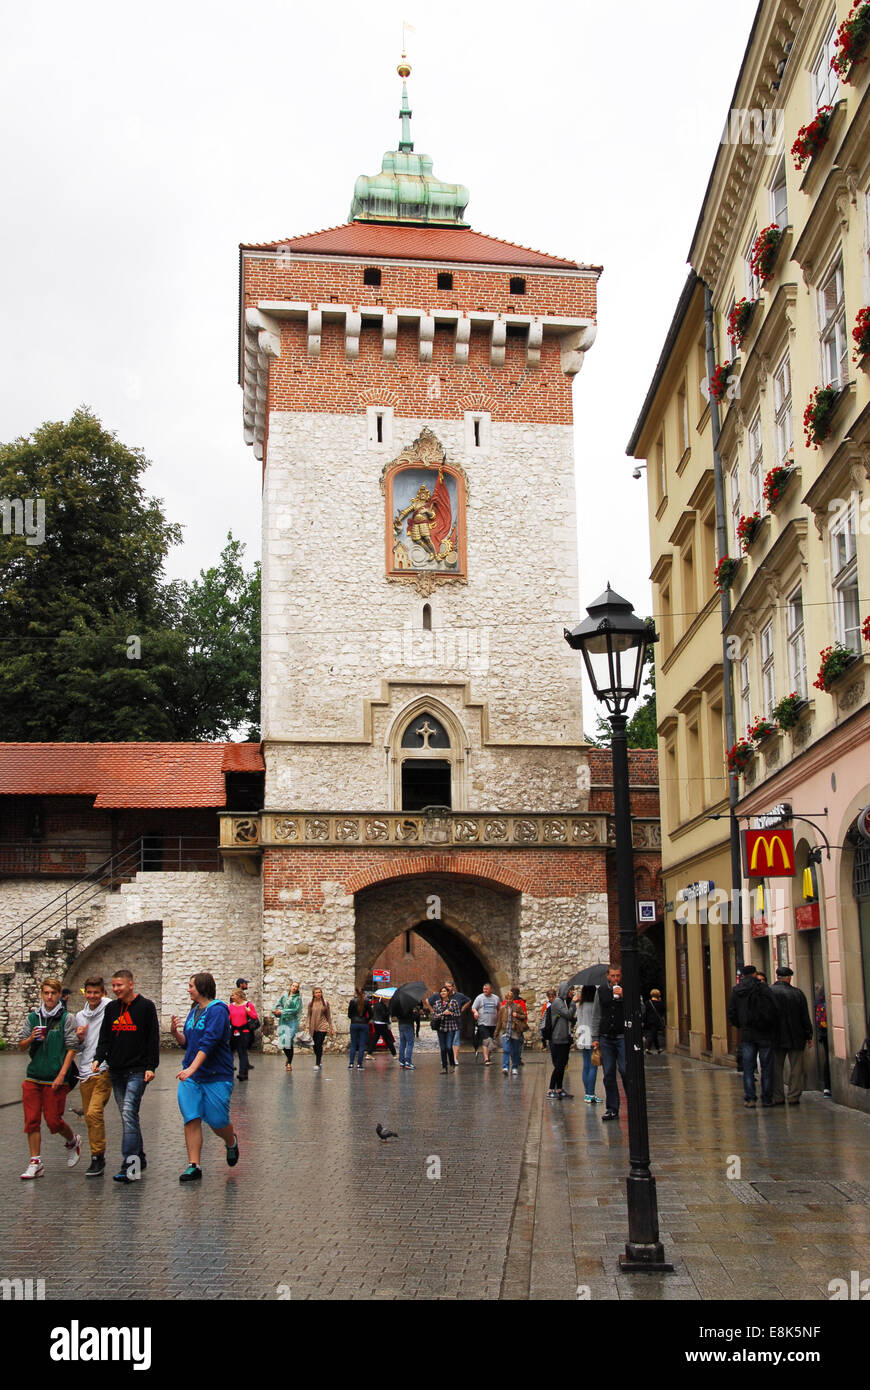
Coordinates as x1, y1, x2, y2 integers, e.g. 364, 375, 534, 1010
0, 836, 220, 966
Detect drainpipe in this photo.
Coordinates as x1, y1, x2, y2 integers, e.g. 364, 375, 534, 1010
703, 281, 745, 977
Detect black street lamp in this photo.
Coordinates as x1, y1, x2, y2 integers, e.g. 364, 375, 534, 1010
565, 584, 673, 1273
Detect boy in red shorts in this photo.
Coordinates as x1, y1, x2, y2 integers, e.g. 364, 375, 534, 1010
18, 977, 82, 1178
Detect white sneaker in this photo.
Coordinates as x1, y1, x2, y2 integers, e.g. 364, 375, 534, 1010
511, 1068, 519, 1075
65, 1134, 82, 1167
502, 1067, 509, 1074
313, 1064, 321, 1070
21, 1158, 45, 1180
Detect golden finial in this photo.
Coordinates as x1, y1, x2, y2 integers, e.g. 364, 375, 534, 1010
397, 52, 411, 78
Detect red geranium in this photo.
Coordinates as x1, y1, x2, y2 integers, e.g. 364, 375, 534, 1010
727, 297, 756, 349
736, 512, 761, 553
831, 2, 870, 82
803, 385, 838, 448
853, 306, 870, 361
792, 106, 834, 170
709, 362, 732, 403
749, 225, 783, 284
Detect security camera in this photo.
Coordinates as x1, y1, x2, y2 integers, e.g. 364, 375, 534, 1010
632, 467, 643, 480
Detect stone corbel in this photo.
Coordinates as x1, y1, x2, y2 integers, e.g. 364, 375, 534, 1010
758, 352, 772, 394
345, 311, 361, 360
836, 187, 850, 231
856, 445, 870, 482
382, 314, 398, 361
306, 309, 322, 356
560, 323, 597, 377
849, 459, 868, 492
419, 315, 435, 363
845, 166, 859, 207
733, 403, 746, 447
811, 504, 827, 540
526, 321, 543, 369
242, 308, 281, 461
796, 531, 808, 571
490, 319, 506, 368
800, 259, 814, 293
454, 317, 470, 365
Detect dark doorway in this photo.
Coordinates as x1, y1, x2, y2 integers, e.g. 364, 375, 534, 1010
401, 760, 451, 811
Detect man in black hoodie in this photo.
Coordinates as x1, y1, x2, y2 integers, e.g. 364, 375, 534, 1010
94, 969, 159, 1183
727, 964, 778, 1108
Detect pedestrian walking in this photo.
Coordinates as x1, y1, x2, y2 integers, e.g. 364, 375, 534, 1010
726, 963, 779, 1108
771, 967, 813, 1105
75, 977, 113, 1176
18, 977, 82, 1180
643, 989, 666, 1053
574, 983, 602, 1103
307, 987, 334, 1069
370, 994, 397, 1056
592, 966, 628, 1120
546, 985, 577, 1099
94, 969, 159, 1183
495, 990, 528, 1075
228, 989, 258, 1080
347, 988, 372, 1070
815, 984, 832, 1096
391, 988, 429, 1070
171, 973, 239, 1182
471, 983, 501, 1066
273, 982, 303, 1072
432, 986, 461, 1073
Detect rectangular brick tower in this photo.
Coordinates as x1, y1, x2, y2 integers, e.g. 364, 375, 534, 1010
233, 64, 611, 1021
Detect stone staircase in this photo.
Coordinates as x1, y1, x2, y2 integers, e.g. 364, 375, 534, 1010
0, 895, 110, 1040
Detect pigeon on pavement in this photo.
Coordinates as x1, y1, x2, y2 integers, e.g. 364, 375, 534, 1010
376, 1123, 398, 1141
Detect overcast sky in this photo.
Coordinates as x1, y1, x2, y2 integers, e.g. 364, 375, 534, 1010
1, 0, 759, 716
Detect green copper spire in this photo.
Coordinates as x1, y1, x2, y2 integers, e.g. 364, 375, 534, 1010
349, 58, 470, 226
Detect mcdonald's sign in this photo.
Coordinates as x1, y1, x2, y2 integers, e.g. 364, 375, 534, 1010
742, 828, 795, 877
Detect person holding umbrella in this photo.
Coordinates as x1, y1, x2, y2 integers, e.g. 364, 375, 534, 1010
390, 982, 431, 1070
575, 984, 602, 1102
369, 990, 397, 1058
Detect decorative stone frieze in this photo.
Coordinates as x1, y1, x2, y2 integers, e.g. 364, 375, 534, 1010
222, 810, 612, 851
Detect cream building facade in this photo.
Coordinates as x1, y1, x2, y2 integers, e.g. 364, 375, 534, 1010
631, 0, 870, 1111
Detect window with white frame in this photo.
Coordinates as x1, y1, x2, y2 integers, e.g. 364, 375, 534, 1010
740, 654, 752, 731
787, 586, 807, 699
748, 411, 763, 511
761, 621, 775, 714
730, 463, 741, 549
811, 15, 839, 111
745, 224, 761, 301
819, 257, 847, 388
770, 156, 789, 230
773, 352, 793, 464
830, 502, 861, 649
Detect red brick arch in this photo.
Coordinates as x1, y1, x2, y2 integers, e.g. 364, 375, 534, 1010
346, 853, 528, 897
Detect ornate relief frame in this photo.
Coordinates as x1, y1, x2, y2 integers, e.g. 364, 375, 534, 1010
382, 427, 468, 595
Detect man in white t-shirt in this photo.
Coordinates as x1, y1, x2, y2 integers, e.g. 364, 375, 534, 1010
471, 983, 501, 1066
75, 978, 113, 1177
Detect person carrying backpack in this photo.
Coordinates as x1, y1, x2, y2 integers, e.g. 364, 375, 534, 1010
727, 964, 778, 1108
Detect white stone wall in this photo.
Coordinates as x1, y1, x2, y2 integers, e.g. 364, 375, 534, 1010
519, 893, 610, 1007
262, 411, 586, 810
0, 878, 81, 945
263, 881, 356, 1049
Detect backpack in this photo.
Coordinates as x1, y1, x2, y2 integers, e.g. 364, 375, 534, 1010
540, 1006, 553, 1044
746, 983, 778, 1036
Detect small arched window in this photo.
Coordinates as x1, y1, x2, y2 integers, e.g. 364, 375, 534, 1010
422, 603, 432, 631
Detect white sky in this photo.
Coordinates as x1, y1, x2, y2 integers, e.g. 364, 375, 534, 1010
1, 0, 759, 719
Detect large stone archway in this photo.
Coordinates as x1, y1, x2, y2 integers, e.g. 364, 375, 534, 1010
63, 920, 163, 1019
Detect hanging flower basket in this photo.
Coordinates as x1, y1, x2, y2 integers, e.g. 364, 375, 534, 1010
771, 692, 805, 731
714, 556, 740, 591
748, 715, 778, 744
813, 642, 857, 692
727, 738, 755, 774
863, 614, 870, 643
853, 306, 870, 362
726, 297, 757, 350
749, 225, 784, 284
831, 2, 870, 83
762, 464, 795, 508
709, 361, 734, 403
791, 106, 834, 170
803, 384, 839, 448
736, 511, 762, 553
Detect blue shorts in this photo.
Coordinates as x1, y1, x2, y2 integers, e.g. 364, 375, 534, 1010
177, 1077, 233, 1129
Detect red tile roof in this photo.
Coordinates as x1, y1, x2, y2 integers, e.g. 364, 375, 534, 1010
0, 744, 264, 808
242, 221, 597, 271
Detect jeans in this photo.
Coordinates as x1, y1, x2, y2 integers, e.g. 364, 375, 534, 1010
548, 1042, 571, 1091
502, 1037, 522, 1069
742, 1041, 774, 1102
232, 1031, 250, 1078
349, 1022, 368, 1067
110, 1069, 148, 1162
312, 1031, 327, 1065
438, 1031, 456, 1068
580, 1048, 598, 1098
398, 1023, 415, 1065
600, 1035, 627, 1112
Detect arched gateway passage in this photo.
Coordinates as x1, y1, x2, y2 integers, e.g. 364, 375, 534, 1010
354, 873, 521, 1036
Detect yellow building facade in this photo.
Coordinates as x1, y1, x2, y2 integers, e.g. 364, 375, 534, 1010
631, 0, 870, 1111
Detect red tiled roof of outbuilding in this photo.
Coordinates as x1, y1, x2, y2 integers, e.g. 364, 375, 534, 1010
0, 743, 264, 808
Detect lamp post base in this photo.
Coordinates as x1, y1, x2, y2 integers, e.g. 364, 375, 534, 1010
619, 1244, 674, 1273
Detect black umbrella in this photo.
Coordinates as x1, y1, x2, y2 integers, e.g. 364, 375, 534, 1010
390, 981, 430, 1015
562, 963, 610, 993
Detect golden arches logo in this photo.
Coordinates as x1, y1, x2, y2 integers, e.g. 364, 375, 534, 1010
748, 833, 793, 874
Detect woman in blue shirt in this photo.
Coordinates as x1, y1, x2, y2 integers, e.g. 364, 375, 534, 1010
170, 972, 239, 1183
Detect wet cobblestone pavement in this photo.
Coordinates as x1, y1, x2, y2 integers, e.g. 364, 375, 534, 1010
1, 1045, 868, 1302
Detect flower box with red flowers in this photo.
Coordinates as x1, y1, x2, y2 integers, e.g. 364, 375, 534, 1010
803, 384, 839, 448
709, 361, 735, 404
853, 306, 870, 362
863, 614, 870, 644
736, 511, 762, 553
792, 106, 834, 171
748, 715, 778, 745
727, 738, 755, 774
714, 556, 740, 592
813, 642, 858, 693
726, 297, 757, 350
831, 2, 870, 83
771, 692, 807, 732
749, 225, 784, 284
762, 463, 796, 509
